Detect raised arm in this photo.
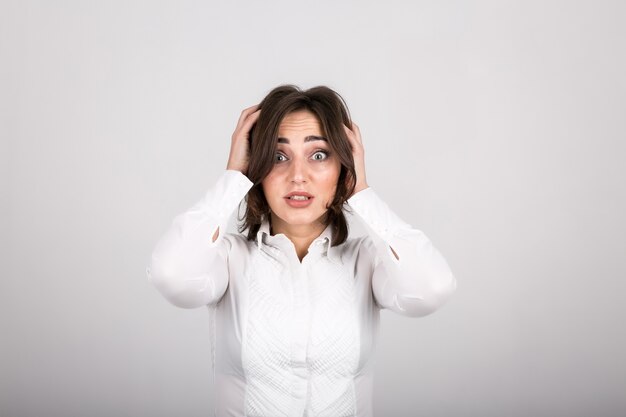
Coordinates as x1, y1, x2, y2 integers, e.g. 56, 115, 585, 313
146, 169, 253, 308
347, 186, 457, 317
147, 104, 261, 308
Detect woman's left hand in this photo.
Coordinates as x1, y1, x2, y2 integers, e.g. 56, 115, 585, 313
344, 121, 369, 197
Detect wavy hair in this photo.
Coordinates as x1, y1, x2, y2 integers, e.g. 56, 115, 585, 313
237, 84, 358, 246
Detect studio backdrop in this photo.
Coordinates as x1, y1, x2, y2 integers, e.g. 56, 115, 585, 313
1, 1, 625, 416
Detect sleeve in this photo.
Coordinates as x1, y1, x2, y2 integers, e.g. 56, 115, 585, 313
145, 169, 254, 309
347, 186, 457, 317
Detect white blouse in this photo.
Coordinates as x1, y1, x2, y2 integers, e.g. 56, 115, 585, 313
146, 169, 457, 417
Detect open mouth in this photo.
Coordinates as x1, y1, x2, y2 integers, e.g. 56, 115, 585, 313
284, 196, 314, 207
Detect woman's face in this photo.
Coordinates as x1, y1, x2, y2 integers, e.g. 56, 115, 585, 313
262, 109, 341, 229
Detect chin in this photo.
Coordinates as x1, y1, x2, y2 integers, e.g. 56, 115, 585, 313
279, 212, 320, 226
273, 206, 325, 226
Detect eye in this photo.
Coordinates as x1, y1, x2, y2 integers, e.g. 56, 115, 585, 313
275, 152, 288, 163
312, 150, 330, 161
274, 150, 330, 164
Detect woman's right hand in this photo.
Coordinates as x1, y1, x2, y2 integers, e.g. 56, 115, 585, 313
226, 104, 261, 176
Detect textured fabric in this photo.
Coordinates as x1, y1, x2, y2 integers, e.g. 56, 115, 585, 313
146, 169, 457, 417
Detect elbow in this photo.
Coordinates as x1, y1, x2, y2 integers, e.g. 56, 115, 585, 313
146, 257, 228, 309
394, 273, 457, 318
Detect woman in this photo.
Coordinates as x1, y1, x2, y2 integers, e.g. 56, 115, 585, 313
146, 84, 457, 417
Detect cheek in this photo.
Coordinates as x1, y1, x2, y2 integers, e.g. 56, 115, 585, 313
317, 165, 341, 197
313, 159, 340, 178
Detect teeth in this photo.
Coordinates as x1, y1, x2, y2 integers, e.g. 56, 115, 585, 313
289, 195, 310, 200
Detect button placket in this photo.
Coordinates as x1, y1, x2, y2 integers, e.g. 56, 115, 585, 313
290, 261, 310, 406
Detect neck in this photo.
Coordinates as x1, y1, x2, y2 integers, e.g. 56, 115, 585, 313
269, 213, 326, 261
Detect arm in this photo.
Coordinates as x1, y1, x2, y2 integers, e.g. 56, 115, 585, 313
146, 169, 254, 309
347, 187, 457, 317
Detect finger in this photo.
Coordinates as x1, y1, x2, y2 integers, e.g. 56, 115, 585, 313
241, 108, 261, 131
349, 123, 362, 144
238, 105, 259, 125
244, 103, 260, 113
344, 124, 362, 144
236, 104, 260, 129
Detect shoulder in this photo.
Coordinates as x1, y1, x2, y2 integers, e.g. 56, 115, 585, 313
349, 234, 375, 254
336, 234, 375, 262
222, 231, 255, 251
330, 235, 378, 277
218, 232, 261, 276
352, 234, 380, 269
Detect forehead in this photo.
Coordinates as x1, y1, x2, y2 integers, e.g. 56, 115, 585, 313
278, 110, 322, 134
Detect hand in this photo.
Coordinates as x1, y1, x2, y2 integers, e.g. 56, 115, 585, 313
226, 104, 261, 176
343, 121, 369, 197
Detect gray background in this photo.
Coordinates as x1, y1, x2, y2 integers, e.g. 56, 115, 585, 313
2, 1, 625, 416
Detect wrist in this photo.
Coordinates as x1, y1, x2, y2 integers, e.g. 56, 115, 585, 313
226, 164, 246, 175
352, 183, 369, 196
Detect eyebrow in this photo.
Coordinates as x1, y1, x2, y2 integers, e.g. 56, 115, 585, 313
277, 135, 328, 144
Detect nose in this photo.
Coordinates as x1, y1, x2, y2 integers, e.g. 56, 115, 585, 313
289, 155, 307, 184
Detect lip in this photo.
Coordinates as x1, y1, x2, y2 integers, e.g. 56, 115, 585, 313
284, 195, 314, 208
284, 191, 314, 198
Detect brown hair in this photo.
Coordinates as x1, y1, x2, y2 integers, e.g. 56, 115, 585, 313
237, 84, 358, 246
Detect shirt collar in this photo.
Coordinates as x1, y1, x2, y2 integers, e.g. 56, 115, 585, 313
255, 216, 341, 265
